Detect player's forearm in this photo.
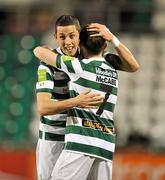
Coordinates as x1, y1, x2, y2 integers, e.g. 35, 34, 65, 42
37, 97, 80, 116
102, 25, 139, 72
37, 89, 103, 116
33, 46, 57, 67
110, 38, 140, 72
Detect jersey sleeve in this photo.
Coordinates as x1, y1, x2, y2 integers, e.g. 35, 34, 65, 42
56, 54, 83, 79
103, 51, 122, 70
36, 63, 54, 93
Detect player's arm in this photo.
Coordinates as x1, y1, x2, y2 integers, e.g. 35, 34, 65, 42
37, 89, 103, 116
33, 46, 58, 67
87, 23, 140, 72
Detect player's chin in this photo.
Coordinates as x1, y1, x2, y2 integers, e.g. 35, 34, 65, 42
67, 50, 77, 57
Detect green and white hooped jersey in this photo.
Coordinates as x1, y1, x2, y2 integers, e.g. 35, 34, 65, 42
56, 54, 118, 161
36, 48, 70, 142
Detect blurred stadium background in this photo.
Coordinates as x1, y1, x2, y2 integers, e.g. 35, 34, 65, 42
0, 0, 165, 179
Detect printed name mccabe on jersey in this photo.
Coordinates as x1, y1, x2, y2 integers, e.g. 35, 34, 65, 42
96, 67, 117, 86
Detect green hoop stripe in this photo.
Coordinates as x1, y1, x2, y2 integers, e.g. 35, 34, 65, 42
65, 142, 113, 161
64, 61, 75, 73
39, 130, 64, 141
103, 101, 115, 112
56, 54, 62, 68
69, 90, 78, 97
40, 117, 66, 127
36, 88, 53, 93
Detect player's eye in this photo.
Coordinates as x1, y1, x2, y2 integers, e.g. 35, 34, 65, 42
70, 34, 75, 39
60, 36, 65, 40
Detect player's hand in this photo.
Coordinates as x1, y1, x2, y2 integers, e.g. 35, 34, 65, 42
75, 89, 104, 109
87, 23, 114, 42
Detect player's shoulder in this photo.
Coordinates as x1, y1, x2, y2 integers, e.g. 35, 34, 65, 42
38, 61, 51, 70
37, 62, 58, 75
61, 55, 77, 62
52, 49, 58, 54
103, 51, 118, 59
103, 51, 121, 70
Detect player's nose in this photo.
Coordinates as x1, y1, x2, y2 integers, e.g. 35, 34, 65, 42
65, 37, 72, 45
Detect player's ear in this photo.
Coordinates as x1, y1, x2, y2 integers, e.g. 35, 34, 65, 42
103, 43, 107, 50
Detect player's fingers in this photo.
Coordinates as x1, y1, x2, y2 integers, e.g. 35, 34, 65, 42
92, 96, 104, 101
81, 88, 91, 95
88, 92, 101, 98
90, 100, 103, 105
90, 33, 102, 37
87, 27, 100, 32
83, 105, 98, 109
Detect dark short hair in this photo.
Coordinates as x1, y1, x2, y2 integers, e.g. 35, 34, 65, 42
80, 24, 106, 55
55, 15, 81, 33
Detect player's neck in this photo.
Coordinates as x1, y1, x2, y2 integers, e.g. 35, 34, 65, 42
84, 52, 102, 59
81, 47, 102, 59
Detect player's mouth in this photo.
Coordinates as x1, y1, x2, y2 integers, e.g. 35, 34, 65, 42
65, 46, 74, 52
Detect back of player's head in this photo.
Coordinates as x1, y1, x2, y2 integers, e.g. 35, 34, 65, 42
55, 15, 81, 33
80, 24, 106, 55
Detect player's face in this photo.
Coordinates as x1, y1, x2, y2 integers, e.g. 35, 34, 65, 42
55, 25, 79, 57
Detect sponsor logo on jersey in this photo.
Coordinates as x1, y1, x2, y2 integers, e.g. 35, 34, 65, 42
96, 67, 117, 78
82, 119, 115, 134
96, 76, 116, 86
